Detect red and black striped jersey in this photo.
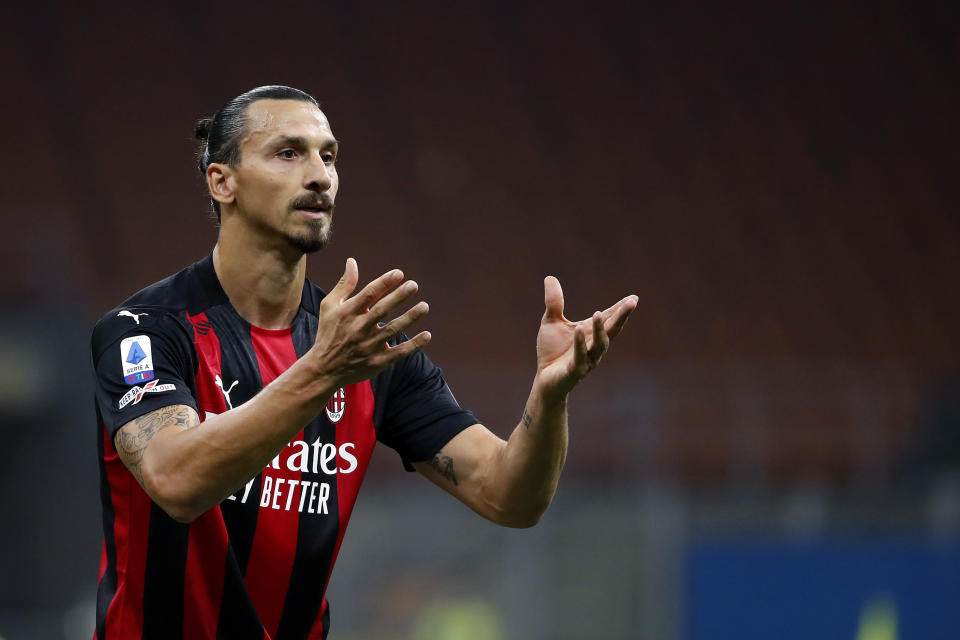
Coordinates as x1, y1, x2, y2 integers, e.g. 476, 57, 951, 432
90, 254, 477, 639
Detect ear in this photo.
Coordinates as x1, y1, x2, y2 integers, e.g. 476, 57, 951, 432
206, 163, 236, 206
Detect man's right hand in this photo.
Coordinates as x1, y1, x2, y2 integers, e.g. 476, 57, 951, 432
309, 258, 431, 389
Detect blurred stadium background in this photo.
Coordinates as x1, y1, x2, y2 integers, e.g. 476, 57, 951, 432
1, 1, 958, 638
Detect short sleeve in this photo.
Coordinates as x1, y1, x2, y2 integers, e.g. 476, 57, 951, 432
375, 336, 478, 471
92, 309, 198, 442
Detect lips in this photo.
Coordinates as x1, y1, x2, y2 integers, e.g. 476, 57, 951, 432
296, 207, 328, 220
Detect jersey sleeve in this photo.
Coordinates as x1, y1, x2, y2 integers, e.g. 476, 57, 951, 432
91, 309, 199, 442
374, 335, 478, 471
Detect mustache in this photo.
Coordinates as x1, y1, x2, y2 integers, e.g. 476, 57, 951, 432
290, 193, 335, 211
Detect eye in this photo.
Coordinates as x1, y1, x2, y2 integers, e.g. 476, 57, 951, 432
321, 152, 336, 165
277, 148, 298, 160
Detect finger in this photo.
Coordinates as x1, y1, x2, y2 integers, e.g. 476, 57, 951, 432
366, 279, 420, 326
368, 301, 430, 346
573, 323, 589, 370
587, 311, 609, 360
348, 268, 405, 312
543, 276, 565, 322
373, 330, 432, 367
600, 294, 637, 324
330, 258, 359, 302
603, 295, 638, 340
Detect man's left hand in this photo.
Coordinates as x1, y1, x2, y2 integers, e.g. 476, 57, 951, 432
535, 276, 638, 401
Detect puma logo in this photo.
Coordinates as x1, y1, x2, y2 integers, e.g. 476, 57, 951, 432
215, 374, 239, 410
118, 310, 149, 324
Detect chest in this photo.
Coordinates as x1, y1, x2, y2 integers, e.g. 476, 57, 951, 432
185, 308, 378, 515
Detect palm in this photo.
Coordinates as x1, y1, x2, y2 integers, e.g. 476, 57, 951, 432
536, 317, 584, 385
534, 276, 637, 398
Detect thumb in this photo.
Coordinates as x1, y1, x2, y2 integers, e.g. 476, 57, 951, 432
543, 276, 565, 322
332, 257, 359, 302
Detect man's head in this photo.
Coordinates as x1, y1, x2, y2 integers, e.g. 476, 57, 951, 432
195, 85, 338, 254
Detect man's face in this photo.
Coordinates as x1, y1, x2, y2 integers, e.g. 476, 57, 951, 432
228, 99, 339, 254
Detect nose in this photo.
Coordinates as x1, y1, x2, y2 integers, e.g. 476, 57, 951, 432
305, 151, 333, 192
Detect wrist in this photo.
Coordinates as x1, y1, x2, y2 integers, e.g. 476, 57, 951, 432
531, 373, 569, 412
285, 352, 339, 406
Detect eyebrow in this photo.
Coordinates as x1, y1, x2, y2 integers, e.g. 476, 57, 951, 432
269, 135, 339, 150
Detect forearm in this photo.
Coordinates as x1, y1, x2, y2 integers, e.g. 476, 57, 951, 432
419, 280, 635, 527
487, 376, 568, 527
143, 354, 335, 521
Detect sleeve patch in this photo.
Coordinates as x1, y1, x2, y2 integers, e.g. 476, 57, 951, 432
118, 380, 176, 409
120, 335, 155, 384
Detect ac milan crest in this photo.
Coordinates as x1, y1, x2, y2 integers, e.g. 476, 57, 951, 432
325, 387, 346, 423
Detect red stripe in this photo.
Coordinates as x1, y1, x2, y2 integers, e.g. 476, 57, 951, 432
307, 599, 328, 640
94, 540, 105, 640
98, 539, 107, 582
309, 380, 377, 639
182, 511, 231, 639
183, 311, 233, 639
101, 423, 152, 638
245, 326, 303, 638
189, 312, 228, 420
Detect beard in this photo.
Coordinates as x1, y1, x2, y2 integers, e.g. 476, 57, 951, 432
286, 190, 336, 254
286, 217, 333, 254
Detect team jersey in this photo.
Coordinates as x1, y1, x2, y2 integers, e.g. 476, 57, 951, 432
91, 254, 477, 640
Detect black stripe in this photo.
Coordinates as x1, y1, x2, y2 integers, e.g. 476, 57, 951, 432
142, 504, 189, 639
221, 474, 263, 575
95, 417, 117, 640
208, 303, 264, 575
215, 549, 264, 640
289, 310, 317, 360
205, 304, 269, 636
276, 312, 341, 638
216, 475, 264, 638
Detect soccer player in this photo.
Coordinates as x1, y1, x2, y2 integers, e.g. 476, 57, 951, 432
91, 85, 637, 639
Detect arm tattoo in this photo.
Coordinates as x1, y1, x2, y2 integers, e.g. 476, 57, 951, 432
115, 405, 198, 486
522, 408, 534, 430
430, 453, 459, 486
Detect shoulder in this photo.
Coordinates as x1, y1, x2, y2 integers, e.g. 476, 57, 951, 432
91, 256, 222, 361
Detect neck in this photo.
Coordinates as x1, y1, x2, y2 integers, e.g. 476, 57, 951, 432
212, 226, 306, 330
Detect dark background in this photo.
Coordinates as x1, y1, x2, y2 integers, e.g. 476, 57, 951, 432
0, 1, 957, 638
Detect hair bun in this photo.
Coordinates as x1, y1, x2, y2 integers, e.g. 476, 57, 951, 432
194, 118, 213, 141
